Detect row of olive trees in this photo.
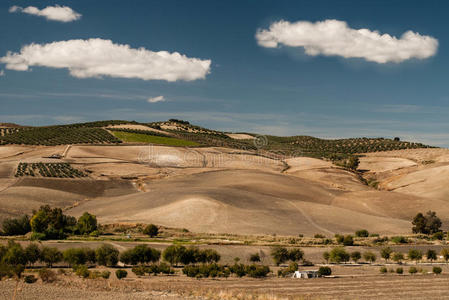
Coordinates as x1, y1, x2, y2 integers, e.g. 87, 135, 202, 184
0, 242, 222, 272
322, 247, 449, 264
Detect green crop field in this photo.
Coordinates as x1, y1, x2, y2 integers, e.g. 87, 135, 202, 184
111, 131, 200, 146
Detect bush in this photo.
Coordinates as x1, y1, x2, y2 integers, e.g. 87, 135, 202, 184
74, 264, 90, 278
95, 244, 119, 266
270, 246, 289, 266
24, 274, 37, 284
392, 252, 404, 263
143, 224, 159, 237
335, 234, 344, 244
408, 249, 423, 263
249, 253, 261, 263
380, 247, 393, 262
289, 248, 304, 262
363, 251, 377, 263
380, 267, 387, 274
350, 251, 361, 263
246, 264, 270, 278
433, 266, 442, 274
391, 236, 408, 244
355, 229, 369, 238
318, 266, 332, 276
432, 231, 444, 240
396, 267, 403, 274
427, 249, 437, 262
409, 267, 418, 274
115, 269, 127, 280
1, 215, 31, 236
101, 270, 111, 279
38, 268, 57, 283
343, 235, 354, 246
314, 234, 325, 239
63, 248, 90, 266
329, 247, 350, 264
132, 265, 147, 276
120, 245, 161, 265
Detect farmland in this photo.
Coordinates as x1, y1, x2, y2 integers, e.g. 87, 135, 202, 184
109, 129, 200, 146
15, 162, 88, 178
0, 127, 122, 146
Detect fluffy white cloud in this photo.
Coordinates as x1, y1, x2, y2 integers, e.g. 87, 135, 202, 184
256, 19, 438, 63
0, 38, 211, 81
9, 5, 81, 22
148, 96, 166, 103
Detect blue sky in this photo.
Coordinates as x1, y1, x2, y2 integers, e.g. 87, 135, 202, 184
1, 0, 448, 146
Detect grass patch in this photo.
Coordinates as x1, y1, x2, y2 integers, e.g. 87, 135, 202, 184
112, 131, 200, 146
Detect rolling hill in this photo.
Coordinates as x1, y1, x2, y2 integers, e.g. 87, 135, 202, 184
0, 120, 447, 236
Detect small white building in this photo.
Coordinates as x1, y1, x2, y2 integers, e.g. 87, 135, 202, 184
292, 270, 319, 278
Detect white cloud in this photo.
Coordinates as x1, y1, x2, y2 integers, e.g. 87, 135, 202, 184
147, 96, 166, 103
256, 19, 438, 63
9, 5, 81, 22
0, 70, 4, 76
0, 38, 211, 81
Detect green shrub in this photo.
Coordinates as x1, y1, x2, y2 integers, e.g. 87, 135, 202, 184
1, 215, 31, 236
249, 253, 261, 263
355, 229, 369, 238
245, 264, 270, 278
95, 244, 119, 266
132, 265, 147, 276
433, 266, 442, 274
380, 267, 387, 274
363, 251, 377, 263
101, 270, 111, 279
396, 267, 403, 274
318, 266, 332, 276
24, 275, 37, 284
391, 236, 408, 244
392, 252, 404, 263
408, 249, 423, 263
74, 265, 90, 278
409, 267, 418, 274
120, 245, 161, 265
314, 234, 325, 239
115, 269, 127, 280
432, 231, 444, 240
350, 251, 361, 263
329, 247, 350, 264
143, 224, 159, 237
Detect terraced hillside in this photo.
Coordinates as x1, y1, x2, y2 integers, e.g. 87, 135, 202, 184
0, 119, 434, 158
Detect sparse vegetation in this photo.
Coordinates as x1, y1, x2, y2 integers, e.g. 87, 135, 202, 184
412, 211, 442, 235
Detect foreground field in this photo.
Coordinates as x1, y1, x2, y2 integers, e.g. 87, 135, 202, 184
2, 272, 449, 300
